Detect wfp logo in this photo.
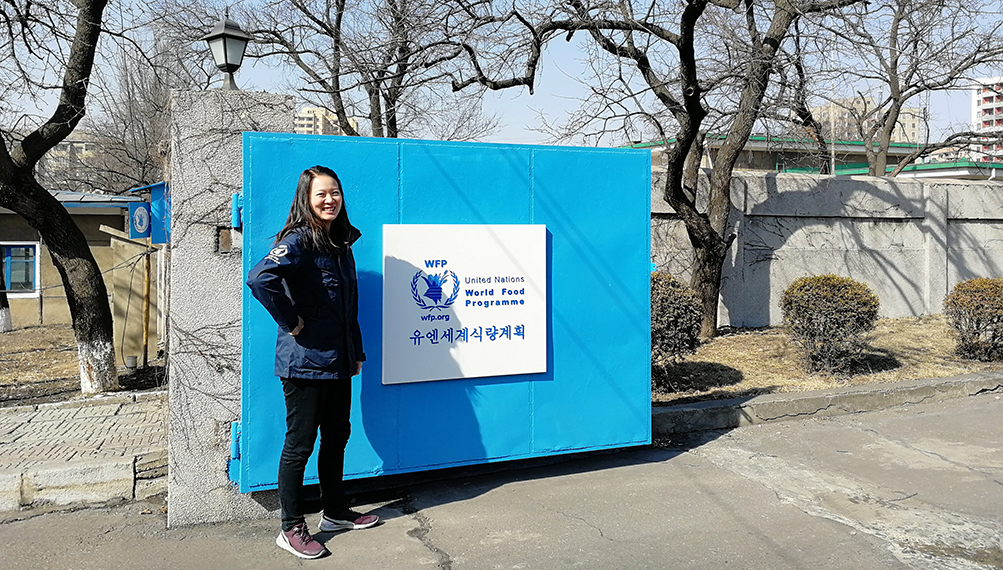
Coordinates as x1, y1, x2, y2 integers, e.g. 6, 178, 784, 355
411, 269, 459, 311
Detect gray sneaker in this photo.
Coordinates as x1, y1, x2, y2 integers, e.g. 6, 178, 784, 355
319, 509, 380, 532
276, 523, 327, 559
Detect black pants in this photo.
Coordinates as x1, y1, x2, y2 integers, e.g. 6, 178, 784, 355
278, 377, 352, 531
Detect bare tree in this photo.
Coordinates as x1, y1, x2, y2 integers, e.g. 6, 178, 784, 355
799, 0, 1003, 175
453, 0, 861, 336
0, 0, 118, 392
34, 21, 213, 194
156, 0, 500, 140
756, 20, 832, 173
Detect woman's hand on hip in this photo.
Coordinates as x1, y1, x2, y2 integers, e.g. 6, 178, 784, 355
290, 316, 305, 336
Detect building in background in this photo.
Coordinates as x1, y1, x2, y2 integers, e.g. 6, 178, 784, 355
294, 106, 343, 136
636, 135, 920, 174
971, 76, 1003, 162
811, 97, 926, 145
34, 134, 102, 193
0, 192, 159, 365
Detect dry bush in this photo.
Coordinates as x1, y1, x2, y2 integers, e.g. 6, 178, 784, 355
650, 272, 702, 366
944, 277, 1003, 361
781, 275, 879, 373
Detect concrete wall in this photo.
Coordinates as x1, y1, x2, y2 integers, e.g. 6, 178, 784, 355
166, 89, 293, 527
651, 172, 1003, 327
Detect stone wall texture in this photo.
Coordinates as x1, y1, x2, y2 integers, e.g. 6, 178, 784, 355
167, 90, 292, 527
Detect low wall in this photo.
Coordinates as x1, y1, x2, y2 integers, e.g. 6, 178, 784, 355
651, 172, 1003, 327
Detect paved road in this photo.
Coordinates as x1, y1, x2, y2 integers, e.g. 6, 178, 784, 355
2, 392, 1001, 570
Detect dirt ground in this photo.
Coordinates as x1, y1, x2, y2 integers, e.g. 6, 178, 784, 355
0, 324, 166, 407
654, 314, 1003, 405
1, 315, 1001, 407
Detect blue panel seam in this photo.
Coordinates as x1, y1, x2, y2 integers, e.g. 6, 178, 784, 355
529, 149, 535, 224
397, 141, 404, 223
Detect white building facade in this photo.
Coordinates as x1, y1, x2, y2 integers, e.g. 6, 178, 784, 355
971, 76, 1003, 161
293, 106, 340, 136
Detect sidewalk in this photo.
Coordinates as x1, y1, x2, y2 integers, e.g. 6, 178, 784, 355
0, 371, 1000, 515
0, 391, 167, 512
2, 386, 1001, 569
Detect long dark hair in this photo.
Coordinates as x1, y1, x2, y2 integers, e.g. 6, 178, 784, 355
275, 165, 356, 252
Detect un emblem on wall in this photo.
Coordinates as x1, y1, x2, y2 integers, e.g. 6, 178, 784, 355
411, 270, 459, 310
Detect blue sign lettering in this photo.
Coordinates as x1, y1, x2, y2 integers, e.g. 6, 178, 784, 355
408, 324, 527, 347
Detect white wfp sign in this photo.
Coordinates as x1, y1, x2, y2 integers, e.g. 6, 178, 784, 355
382, 224, 548, 385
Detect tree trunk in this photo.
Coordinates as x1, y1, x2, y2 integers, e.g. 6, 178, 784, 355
691, 234, 729, 338
0, 252, 11, 333
667, 165, 732, 338
0, 175, 116, 394
0, 0, 114, 392
870, 105, 901, 176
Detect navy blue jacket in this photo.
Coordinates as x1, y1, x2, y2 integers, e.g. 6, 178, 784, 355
246, 229, 365, 380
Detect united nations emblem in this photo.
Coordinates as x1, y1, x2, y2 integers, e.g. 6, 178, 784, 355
411, 270, 459, 310
132, 205, 150, 235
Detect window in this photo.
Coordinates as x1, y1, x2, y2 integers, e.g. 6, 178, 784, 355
2, 243, 39, 298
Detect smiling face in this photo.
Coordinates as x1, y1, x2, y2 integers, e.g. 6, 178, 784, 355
309, 174, 343, 229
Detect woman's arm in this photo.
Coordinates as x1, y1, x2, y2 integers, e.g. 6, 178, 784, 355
347, 248, 366, 362
246, 237, 303, 334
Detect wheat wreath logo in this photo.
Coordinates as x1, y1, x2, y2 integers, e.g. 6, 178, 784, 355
411, 270, 459, 310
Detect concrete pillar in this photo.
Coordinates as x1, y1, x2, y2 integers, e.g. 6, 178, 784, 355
167, 90, 292, 527
923, 181, 949, 315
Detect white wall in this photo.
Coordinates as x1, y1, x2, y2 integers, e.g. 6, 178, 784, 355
651, 172, 1003, 327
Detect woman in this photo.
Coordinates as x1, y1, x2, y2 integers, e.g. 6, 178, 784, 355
247, 165, 379, 560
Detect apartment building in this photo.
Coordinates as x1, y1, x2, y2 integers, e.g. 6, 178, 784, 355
810, 97, 926, 144
971, 76, 1003, 161
294, 106, 342, 136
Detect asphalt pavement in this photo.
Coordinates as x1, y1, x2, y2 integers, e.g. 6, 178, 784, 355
1, 389, 1000, 570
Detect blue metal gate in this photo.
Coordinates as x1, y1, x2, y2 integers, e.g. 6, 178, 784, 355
232, 135, 651, 492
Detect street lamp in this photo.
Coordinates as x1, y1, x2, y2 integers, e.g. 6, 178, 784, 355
200, 15, 252, 90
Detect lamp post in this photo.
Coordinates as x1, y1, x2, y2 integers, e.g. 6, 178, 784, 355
200, 15, 252, 90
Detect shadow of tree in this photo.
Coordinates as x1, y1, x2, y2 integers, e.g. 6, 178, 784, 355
119, 364, 168, 391
652, 361, 744, 393
846, 347, 902, 376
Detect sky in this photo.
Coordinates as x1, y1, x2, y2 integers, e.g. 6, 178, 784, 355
239, 45, 979, 147
235, 35, 593, 146
15, 25, 983, 149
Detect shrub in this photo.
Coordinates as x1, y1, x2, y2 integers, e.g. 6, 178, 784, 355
780, 274, 880, 373
651, 272, 703, 368
943, 278, 1003, 361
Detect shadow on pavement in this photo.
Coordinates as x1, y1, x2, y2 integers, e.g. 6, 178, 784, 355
298, 424, 736, 527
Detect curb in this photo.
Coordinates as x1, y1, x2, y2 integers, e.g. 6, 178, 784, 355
0, 389, 167, 413
652, 371, 1003, 437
